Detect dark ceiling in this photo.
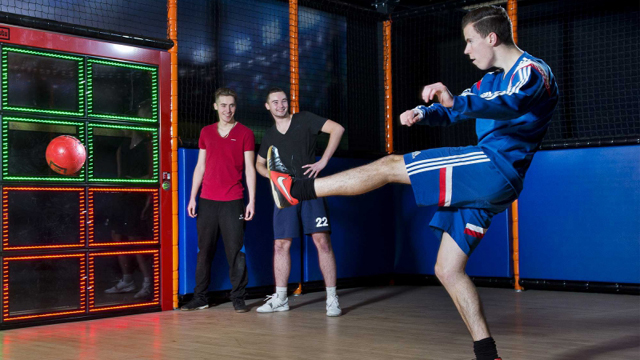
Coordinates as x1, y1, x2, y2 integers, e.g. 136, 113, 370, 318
337, 0, 450, 14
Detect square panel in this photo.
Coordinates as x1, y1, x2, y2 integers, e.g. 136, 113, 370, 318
2, 187, 85, 250
2, 117, 86, 181
1, 47, 84, 116
2, 254, 87, 322
88, 188, 159, 247
87, 59, 158, 123
89, 250, 160, 312
87, 124, 158, 183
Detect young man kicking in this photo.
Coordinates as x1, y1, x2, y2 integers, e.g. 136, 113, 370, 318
181, 88, 256, 313
256, 88, 345, 317
266, 6, 558, 359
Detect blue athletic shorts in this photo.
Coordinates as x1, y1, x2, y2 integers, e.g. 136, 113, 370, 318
403, 146, 518, 255
273, 198, 331, 239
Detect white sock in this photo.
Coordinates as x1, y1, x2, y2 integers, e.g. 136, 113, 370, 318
276, 287, 288, 300
326, 286, 337, 298
123, 274, 133, 283
142, 277, 151, 286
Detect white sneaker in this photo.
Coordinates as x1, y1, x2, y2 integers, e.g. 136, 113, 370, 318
326, 295, 341, 317
105, 279, 135, 294
256, 294, 289, 313
134, 282, 152, 299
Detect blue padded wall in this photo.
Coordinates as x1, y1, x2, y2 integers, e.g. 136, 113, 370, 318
178, 148, 300, 295
302, 158, 396, 282
393, 185, 511, 277
518, 146, 640, 283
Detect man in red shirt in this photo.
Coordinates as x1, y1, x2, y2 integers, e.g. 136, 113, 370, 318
181, 88, 256, 313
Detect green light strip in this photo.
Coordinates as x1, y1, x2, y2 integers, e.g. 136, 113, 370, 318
2, 117, 86, 181
88, 179, 159, 183
87, 124, 159, 183
87, 58, 159, 123
89, 123, 156, 131
88, 58, 157, 71
2, 47, 84, 61
1, 48, 85, 116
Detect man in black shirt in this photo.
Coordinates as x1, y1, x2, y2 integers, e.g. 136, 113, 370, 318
256, 88, 345, 317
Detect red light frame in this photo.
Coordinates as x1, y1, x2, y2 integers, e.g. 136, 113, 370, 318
1, 23, 173, 311
87, 188, 159, 247
2, 187, 86, 251
88, 250, 160, 312
2, 254, 87, 321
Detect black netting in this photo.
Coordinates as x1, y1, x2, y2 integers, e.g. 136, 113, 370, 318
519, 0, 640, 148
391, 1, 640, 153
391, 9, 481, 154
178, 0, 383, 156
0, 0, 167, 40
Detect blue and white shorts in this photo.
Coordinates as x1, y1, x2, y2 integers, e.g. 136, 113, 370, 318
404, 146, 518, 255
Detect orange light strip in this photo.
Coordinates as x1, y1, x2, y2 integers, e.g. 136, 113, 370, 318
3, 254, 86, 321
507, 0, 523, 292
2, 187, 85, 250
5, 254, 84, 261
90, 302, 159, 312
89, 250, 160, 312
87, 189, 159, 246
4, 310, 86, 322
383, 19, 393, 154
289, 0, 299, 114
168, 0, 180, 310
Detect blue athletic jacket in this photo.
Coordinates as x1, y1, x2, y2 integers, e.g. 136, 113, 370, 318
414, 52, 559, 193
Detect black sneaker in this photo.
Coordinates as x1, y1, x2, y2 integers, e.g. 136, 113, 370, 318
267, 146, 299, 209
233, 298, 248, 313
180, 297, 209, 311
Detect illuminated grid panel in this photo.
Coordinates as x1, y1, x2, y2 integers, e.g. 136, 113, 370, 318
88, 188, 159, 246
87, 58, 158, 123
2, 187, 85, 250
88, 250, 160, 312
2, 254, 87, 321
1, 47, 85, 117
87, 123, 159, 183
2, 117, 86, 182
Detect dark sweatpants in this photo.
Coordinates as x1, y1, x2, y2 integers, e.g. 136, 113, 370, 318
193, 198, 248, 301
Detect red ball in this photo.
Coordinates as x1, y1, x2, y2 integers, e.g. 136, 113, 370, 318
45, 135, 86, 175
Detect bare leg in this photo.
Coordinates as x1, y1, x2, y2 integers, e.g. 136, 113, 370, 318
314, 155, 410, 198
274, 239, 292, 288
311, 232, 336, 287
435, 232, 492, 341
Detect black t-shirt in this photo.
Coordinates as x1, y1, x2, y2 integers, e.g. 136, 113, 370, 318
259, 111, 327, 179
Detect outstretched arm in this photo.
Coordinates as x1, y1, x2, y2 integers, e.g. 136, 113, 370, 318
453, 67, 548, 120
400, 82, 477, 127
303, 120, 345, 178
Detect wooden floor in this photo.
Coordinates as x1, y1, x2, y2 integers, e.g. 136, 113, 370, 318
1, 286, 638, 360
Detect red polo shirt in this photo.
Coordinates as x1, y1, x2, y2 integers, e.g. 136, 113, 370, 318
198, 122, 255, 201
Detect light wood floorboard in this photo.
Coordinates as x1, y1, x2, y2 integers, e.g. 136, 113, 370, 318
1, 286, 638, 360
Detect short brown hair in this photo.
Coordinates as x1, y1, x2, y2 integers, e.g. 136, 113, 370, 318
214, 87, 237, 103
265, 87, 287, 103
462, 5, 514, 46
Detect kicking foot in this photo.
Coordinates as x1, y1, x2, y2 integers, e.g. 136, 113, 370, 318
267, 146, 299, 209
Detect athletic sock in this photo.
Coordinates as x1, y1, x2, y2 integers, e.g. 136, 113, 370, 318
123, 274, 133, 283
276, 287, 288, 301
291, 178, 317, 201
473, 337, 499, 360
326, 286, 337, 298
